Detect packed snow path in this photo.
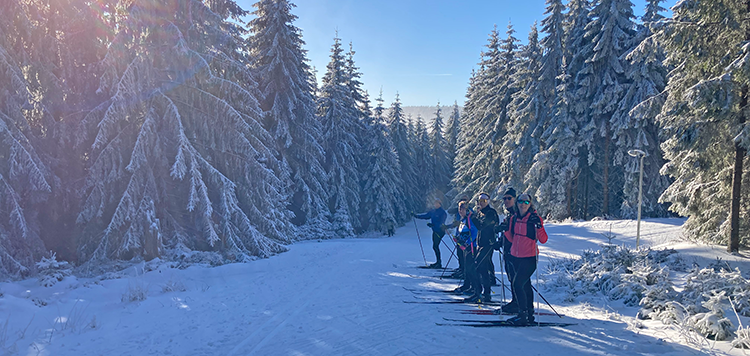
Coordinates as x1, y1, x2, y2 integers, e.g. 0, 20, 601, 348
1, 219, 743, 355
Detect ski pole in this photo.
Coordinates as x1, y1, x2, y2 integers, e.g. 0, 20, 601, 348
439, 243, 458, 279
412, 215, 428, 266
531, 285, 562, 318
500, 234, 506, 303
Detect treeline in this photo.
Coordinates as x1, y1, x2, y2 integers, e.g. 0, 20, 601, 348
453, 0, 750, 252
0, 0, 456, 278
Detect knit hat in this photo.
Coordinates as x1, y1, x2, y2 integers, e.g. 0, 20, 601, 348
503, 187, 517, 198
517, 193, 532, 202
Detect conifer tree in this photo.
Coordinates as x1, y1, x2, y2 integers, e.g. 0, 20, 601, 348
572, 0, 638, 217
655, 0, 750, 251
388, 94, 421, 214
0, 0, 54, 277
430, 103, 451, 196
318, 36, 362, 236
360, 92, 405, 232
248, 0, 331, 238
445, 101, 461, 169
76, 0, 290, 264
502, 24, 543, 191
616, 0, 670, 218
414, 116, 435, 200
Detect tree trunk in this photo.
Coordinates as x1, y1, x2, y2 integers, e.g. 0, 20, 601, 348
729, 84, 747, 253
729, 0, 750, 253
602, 121, 611, 217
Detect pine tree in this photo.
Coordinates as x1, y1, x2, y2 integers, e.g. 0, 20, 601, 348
502, 24, 544, 191
0, 0, 54, 277
430, 103, 451, 196
76, 0, 290, 265
445, 101, 461, 169
318, 36, 362, 236
414, 115, 435, 201
656, 0, 750, 251
572, 0, 638, 217
361, 92, 406, 232
388, 94, 421, 214
453, 24, 520, 200
248, 0, 331, 238
616, 0, 670, 219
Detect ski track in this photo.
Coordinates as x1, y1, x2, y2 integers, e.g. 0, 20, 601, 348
1, 218, 741, 355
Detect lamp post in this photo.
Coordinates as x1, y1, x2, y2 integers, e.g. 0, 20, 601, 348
628, 149, 646, 249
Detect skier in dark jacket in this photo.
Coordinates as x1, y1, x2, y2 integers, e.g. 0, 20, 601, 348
503, 193, 548, 325
415, 200, 447, 268
451, 200, 478, 294
465, 192, 498, 303
446, 195, 472, 278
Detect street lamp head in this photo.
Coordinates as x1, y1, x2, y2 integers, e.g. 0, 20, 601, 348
628, 149, 646, 157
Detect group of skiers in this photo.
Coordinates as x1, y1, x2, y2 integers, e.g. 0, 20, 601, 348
414, 188, 548, 325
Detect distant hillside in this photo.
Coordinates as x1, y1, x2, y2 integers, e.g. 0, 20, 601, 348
397, 105, 464, 122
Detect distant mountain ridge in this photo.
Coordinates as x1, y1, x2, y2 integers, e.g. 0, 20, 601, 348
396, 105, 464, 122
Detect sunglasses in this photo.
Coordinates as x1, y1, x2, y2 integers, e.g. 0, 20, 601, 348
502, 197, 513, 201
518, 200, 530, 205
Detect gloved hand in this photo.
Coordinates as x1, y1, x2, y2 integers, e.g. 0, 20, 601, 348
529, 215, 542, 229
440, 224, 450, 231
492, 240, 502, 251
427, 223, 433, 228
495, 221, 509, 233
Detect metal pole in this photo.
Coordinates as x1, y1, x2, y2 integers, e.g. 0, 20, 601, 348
636, 154, 644, 249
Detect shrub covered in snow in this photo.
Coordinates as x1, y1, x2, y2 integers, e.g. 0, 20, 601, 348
36, 252, 72, 287
546, 245, 750, 342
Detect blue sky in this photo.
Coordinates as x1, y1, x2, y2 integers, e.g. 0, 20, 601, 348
240, 0, 677, 107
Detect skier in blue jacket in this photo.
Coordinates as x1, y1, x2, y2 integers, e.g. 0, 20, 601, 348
415, 199, 447, 268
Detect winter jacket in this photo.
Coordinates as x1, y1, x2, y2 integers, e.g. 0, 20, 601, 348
416, 207, 447, 235
454, 211, 478, 251
475, 205, 499, 248
500, 205, 518, 255
503, 209, 548, 258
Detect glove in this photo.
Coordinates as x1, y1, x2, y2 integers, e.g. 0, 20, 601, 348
529, 215, 542, 229
492, 240, 502, 251
448, 221, 460, 228
440, 224, 450, 231
495, 221, 509, 233
427, 223, 433, 228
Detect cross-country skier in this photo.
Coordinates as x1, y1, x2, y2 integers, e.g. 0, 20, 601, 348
502, 193, 548, 325
450, 200, 478, 295
446, 195, 472, 279
497, 187, 519, 313
414, 199, 448, 268
464, 192, 498, 303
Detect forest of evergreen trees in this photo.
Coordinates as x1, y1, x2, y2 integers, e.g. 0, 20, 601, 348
0, 0, 748, 279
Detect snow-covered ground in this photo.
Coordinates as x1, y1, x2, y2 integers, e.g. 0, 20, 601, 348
1, 218, 747, 356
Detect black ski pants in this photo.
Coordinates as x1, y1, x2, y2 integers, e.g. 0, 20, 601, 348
475, 246, 493, 297
512, 256, 536, 316
432, 231, 444, 264
461, 248, 476, 290
504, 252, 517, 304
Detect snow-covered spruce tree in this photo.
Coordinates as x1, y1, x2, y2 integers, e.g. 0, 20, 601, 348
572, 0, 638, 218
453, 24, 519, 200
501, 24, 543, 192
445, 101, 461, 171
527, 66, 581, 220
414, 115, 436, 201
616, 0, 670, 219
430, 103, 451, 197
0, 0, 56, 278
76, 0, 291, 265
360, 92, 406, 232
388, 94, 421, 214
318, 36, 362, 237
248, 0, 332, 238
453, 68, 481, 199
656, 0, 750, 251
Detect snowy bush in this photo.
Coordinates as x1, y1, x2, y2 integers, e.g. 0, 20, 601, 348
546, 245, 677, 305
161, 278, 187, 293
122, 279, 148, 303
733, 326, 750, 349
36, 252, 72, 287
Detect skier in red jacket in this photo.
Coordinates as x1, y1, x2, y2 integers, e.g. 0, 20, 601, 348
502, 193, 548, 325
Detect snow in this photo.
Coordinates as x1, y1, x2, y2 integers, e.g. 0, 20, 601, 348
2, 218, 748, 355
